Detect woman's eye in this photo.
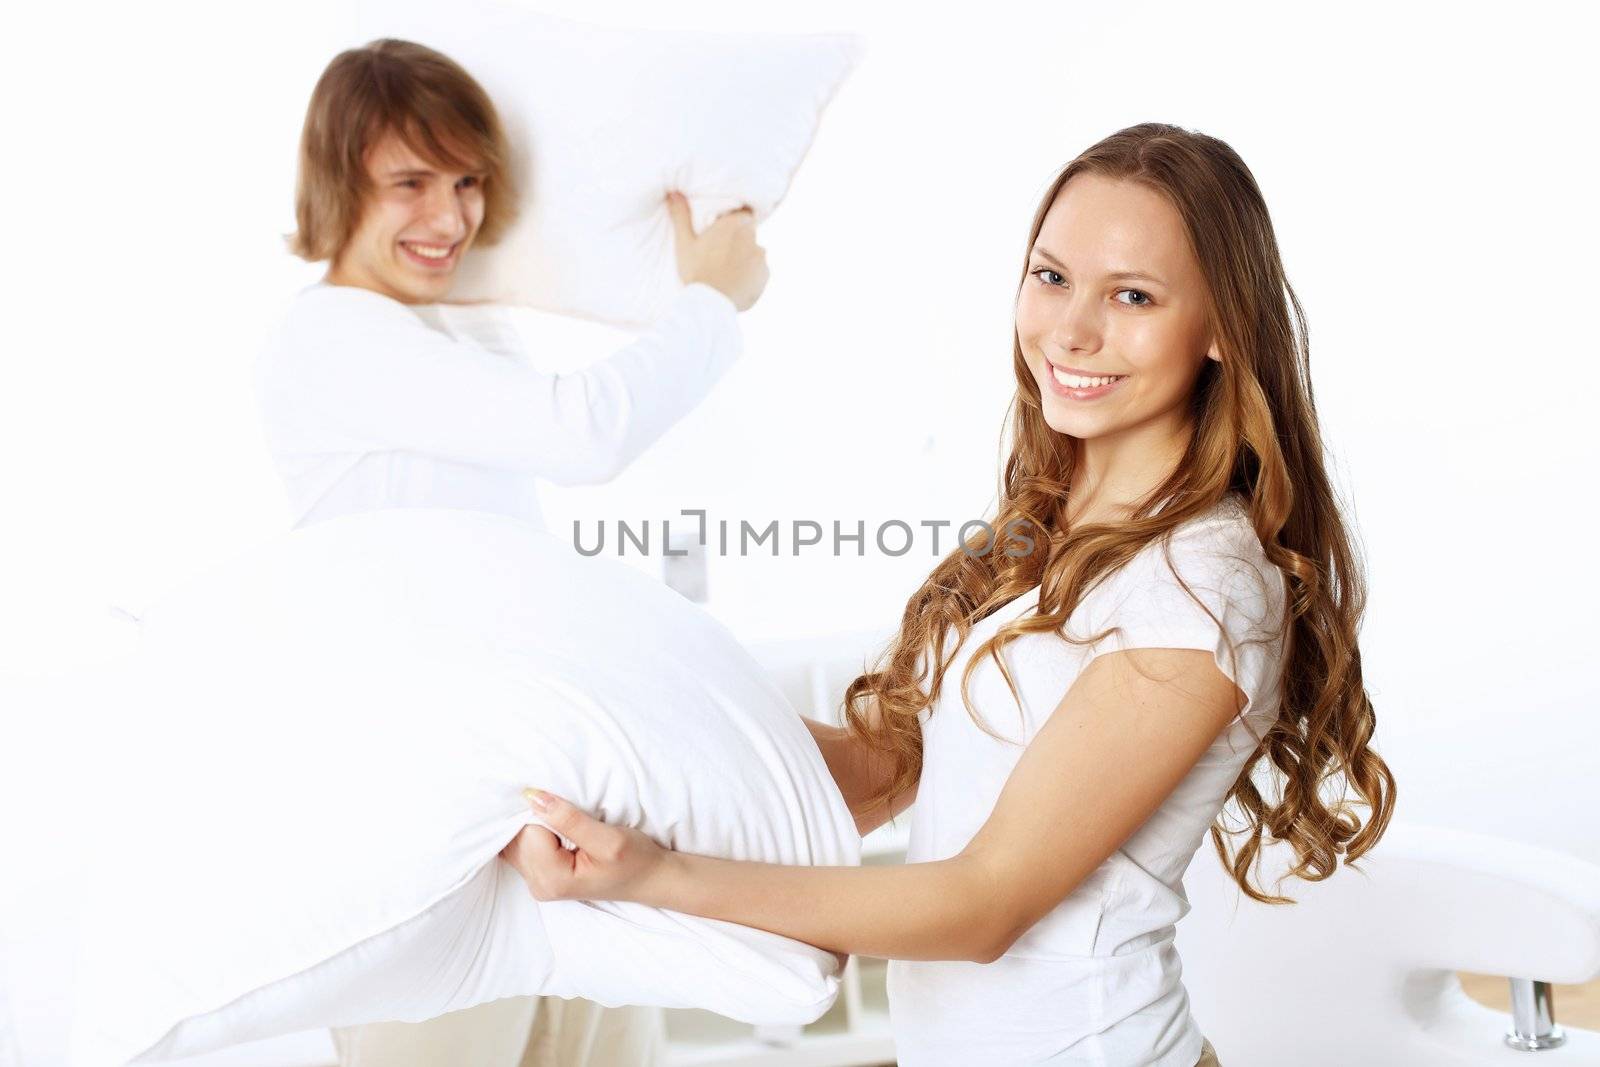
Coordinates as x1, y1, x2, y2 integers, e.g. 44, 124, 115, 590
458, 176, 479, 189
1030, 270, 1151, 307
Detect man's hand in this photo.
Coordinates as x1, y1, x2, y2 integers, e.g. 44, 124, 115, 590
499, 788, 670, 904
666, 190, 770, 312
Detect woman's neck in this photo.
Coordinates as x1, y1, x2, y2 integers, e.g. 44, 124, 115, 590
1069, 417, 1194, 525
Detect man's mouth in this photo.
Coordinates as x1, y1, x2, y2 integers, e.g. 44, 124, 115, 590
399, 240, 459, 268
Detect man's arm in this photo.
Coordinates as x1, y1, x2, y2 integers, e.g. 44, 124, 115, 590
263, 281, 740, 484
801, 711, 916, 836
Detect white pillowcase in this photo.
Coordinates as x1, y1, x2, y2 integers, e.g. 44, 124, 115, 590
353, 1, 863, 327
67, 509, 859, 1065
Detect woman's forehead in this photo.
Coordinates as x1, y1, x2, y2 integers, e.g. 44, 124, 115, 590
1037, 176, 1194, 283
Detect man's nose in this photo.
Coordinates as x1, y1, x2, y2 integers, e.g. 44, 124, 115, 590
424, 185, 469, 239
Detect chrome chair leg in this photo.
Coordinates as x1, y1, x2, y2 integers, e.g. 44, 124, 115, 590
1504, 978, 1566, 1051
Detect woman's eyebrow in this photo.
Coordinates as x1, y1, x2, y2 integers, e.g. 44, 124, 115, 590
1030, 245, 1167, 287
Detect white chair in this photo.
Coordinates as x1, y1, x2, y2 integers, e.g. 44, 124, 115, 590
1177, 822, 1600, 1065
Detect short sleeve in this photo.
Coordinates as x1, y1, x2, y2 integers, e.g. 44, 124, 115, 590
1076, 515, 1289, 729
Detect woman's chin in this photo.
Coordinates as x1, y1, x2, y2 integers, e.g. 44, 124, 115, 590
1040, 406, 1105, 440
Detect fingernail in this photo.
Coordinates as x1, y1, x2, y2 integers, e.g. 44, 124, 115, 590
523, 787, 550, 811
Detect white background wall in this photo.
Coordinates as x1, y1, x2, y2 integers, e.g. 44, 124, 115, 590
3, 0, 1596, 760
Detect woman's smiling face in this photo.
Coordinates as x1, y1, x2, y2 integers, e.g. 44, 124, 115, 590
1016, 172, 1220, 444
327, 130, 487, 305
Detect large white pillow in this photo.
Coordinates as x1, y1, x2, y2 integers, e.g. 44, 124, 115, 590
352, 1, 864, 327
66, 508, 859, 1065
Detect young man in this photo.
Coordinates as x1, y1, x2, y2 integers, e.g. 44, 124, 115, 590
258, 36, 767, 533
256, 37, 768, 1066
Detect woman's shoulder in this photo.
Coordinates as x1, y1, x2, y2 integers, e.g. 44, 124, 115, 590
1090, 494, 1283, 618
1135, 493, 1259, 565
1053, 496, 1287, 667
1174, 494, 1267, 561
1169, 496, 1288, 629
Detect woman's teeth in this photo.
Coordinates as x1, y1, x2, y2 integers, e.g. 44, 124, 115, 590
1052, 368, 1126, 389
402, 241, 453, 259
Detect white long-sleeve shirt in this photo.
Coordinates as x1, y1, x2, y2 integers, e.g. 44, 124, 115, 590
253, 280, 741, 531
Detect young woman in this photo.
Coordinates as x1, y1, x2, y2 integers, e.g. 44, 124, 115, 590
262, 36, 767, 1067
500, 122, 1398, 1066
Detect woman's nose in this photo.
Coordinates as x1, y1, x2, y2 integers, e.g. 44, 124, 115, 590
1051, 295, 1102, 352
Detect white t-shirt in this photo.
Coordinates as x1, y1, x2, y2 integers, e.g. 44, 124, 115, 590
253, 281, 741, 530
888, 494, 1288, 1066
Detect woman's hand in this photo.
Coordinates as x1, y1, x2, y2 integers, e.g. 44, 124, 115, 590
498, 788, 669, 904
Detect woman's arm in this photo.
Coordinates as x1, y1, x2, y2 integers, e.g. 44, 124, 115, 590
503, 645, 1243, 964
651, 842, 998, 962
800, 715, 915, 836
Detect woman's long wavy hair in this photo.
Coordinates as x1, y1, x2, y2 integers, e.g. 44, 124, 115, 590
841, 122, 1395, 904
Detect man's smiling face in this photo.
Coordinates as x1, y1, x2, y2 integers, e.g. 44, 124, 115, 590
326, 129, 486, 305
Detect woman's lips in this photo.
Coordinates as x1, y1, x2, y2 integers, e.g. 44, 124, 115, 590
1044, 365, 1129, 401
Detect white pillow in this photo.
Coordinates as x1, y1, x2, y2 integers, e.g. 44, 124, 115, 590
67, 508, 859, 1065
352, 1, 864, 327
